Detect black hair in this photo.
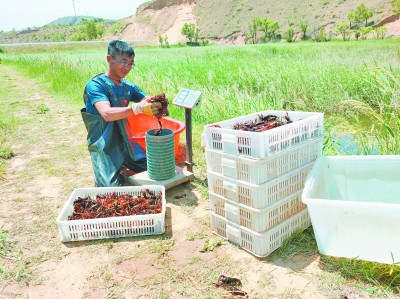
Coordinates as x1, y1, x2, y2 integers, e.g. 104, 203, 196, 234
108, 40, 135, 58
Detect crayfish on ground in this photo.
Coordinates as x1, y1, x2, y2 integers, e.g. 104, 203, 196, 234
213, 275, 248, 298
67, 189, 162, 220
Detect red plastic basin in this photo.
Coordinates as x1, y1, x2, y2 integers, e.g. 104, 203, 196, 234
127, 113, 185, 157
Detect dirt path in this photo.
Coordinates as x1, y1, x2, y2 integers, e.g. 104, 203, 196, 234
0, 64, 372, 299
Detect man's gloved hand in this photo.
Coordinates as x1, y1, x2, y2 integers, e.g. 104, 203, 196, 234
148, 93, 169, 118
131, 100, 162, 116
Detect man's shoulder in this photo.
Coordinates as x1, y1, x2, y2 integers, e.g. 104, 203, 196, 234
86, 74, 107, 89
88, 73, 106, 84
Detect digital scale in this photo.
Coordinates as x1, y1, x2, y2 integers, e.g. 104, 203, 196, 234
172, 88, 202, 109
127, 88, 202, 189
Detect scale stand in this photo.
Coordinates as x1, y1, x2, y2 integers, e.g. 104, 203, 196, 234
127, 89, 202, 190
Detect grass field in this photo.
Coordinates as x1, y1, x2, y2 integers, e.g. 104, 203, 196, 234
1, 39, 400, 295
2, 39, 400, 161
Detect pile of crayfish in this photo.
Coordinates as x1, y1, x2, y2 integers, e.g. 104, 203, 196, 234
149, 93, 169, 136
213, 275, 248, 298
232, 113, 292, 132
68, 189, 162, 220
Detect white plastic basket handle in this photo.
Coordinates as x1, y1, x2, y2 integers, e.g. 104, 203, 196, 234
221, 157, 236, 170
222, 134, 236, 143
224, 202, 239, 216
223, 180, 237, 192
201, 133, 206, 148
226, 224, 240, 239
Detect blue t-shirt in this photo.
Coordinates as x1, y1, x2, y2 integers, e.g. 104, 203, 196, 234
85, 74, 147, 115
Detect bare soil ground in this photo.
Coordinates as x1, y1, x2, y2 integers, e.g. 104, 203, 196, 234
0, 65, 378, 299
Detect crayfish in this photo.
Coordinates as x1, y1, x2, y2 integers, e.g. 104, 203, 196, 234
232, 112, 292, 133
213, 275, 248, 298
68, 190, 163, 220
149, 93, 169, 136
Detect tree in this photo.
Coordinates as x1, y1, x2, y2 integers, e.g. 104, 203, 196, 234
314, 28, 328, 42
284, 24, 295, 42
375, 26, 387, 39
158, 33, 164, 47
158, 34, 169, 48
354, 29, 361, 40
181, 23, 200, 45
85, 21, 98, 40
347, 11, 360, 28
181, 23, 193, 43
245, 18, 258, 44
163, 35, 169, 47
68, 20, 104, 41
299, 22, 308, 40
256, 17, 271, 42
336, 22, 350, 40
268, 21, 280, 41
360, 26, 372, 39
95, 23, 105, 38
193, 26, 200, 44
391, 0, 400, 14
355, 3, 373, 26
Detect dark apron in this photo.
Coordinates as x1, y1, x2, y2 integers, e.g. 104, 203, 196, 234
81, 75, 146, 187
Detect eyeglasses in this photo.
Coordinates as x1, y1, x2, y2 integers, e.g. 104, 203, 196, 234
112, 56, 135, 68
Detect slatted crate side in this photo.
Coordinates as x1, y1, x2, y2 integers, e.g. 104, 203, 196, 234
210, 209, 311, 257
209, 190, 307, 232
207, 163, 314, 209
204, 138, 322, 185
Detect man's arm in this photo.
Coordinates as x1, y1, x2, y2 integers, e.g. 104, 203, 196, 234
95, 98, 162, 122
95, 101, 134, 122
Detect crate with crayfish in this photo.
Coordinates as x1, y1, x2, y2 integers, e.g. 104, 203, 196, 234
203, 110, 324, 159
56, 186, 165, 242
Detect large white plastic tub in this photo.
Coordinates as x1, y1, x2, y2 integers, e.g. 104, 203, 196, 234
302, 155, 400, 264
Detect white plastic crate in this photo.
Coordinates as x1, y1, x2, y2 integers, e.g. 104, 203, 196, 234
207, 163, 313, 209
209, 189, 306, 232
57, 186, 166, 242
211, 209, 311, 257
204, 110, 323, 159
302, 155, 400, 264
205, 137, 322, 185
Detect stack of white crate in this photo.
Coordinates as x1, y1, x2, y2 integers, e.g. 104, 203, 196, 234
203, 110, 324, 257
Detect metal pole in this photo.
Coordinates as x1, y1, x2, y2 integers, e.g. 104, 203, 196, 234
185, 108, 193, 172
72, 0, 77, 24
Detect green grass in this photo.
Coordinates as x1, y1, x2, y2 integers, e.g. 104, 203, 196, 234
269, 226, 400, 295
185, 229, 207, 241
0, 77, 20, 177
0, 230, 37, 287
268, 226, 318, 261
321, 256, 400, 296
1, 39, 400, 295
2, 39, 400, 160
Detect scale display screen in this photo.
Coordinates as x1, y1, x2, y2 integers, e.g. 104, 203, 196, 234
172, 89, 202, 109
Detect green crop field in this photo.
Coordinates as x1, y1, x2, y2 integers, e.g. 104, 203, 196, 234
2, 39, 399, 169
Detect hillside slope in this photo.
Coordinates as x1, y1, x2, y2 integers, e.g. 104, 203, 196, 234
0, 0, 396, 45
105, 0, 395, 44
